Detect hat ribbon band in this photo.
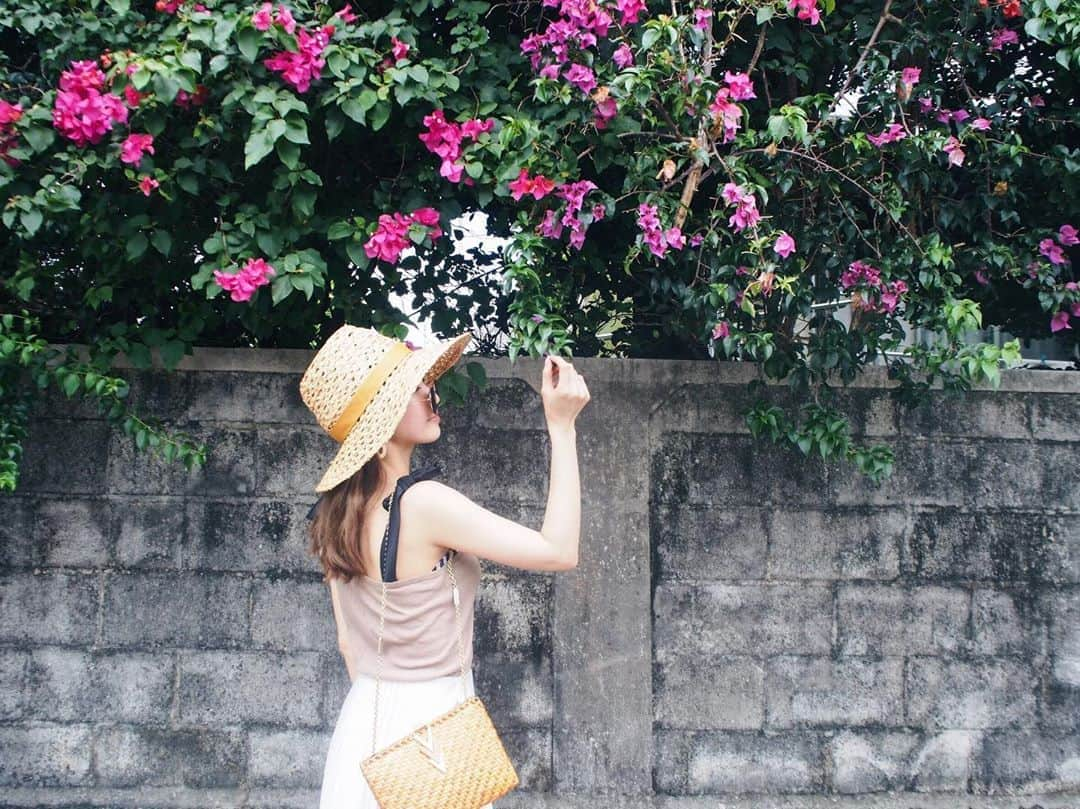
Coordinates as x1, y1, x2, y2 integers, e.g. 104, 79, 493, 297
328, 342, 414, 443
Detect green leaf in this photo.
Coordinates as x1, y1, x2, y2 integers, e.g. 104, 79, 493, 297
244, 128, 275, 169
756, 5, 774, 23
266, 118, 288, 142
127, 232, 148, 260
327, 221, 354, 240
276, 138, 301, 169
23, 126, 55, 153
151, 229, 172, 256
284, 118, 309, 144
370, 104, 391, 131
237, 26, 262, 63
20, 209, 42, 236
106, 0, 130, 13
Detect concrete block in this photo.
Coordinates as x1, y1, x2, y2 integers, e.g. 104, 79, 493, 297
182, 500, 319, 573
769, 509, 905, 581
249, 729, 328, 788
685, 730, 824, 793
0, 496, 38, 567
1045, 588, 1080, 687
905, 658, 1037, 729
24, 648, 172, 723
19, 418, 110, 494
837, 584, 969, 657
976, 729, 1080, 793
972, 588, 1049, 658
93, 724, 245, 787
829, 728, 972, 793
0, 571, 99, 645
653, 656, 763, 730
0, 724, 94, 786
251, 577, 334, 651
101, 571, 249, 648
176, 650, 323, 728
897, 391, 1031, 440
692, 584, 832, 655
652, 504, 767, 582
34, 497, 112, 568
765, 656, 903, 728
113, 496, 185, 569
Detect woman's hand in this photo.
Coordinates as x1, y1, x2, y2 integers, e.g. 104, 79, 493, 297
541, 354, 590, 431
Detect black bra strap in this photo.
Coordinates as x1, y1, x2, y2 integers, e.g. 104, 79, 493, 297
380, 463, 442, 582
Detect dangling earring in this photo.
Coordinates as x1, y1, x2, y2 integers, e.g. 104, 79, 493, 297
377, 444, 387, 459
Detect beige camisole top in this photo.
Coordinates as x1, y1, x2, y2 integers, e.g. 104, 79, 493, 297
330, 549, 482, 682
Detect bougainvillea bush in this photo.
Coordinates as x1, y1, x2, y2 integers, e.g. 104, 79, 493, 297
0, 0, 1077, 490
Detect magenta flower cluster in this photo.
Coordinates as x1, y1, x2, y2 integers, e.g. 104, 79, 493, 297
841, 260, 908, 314
537, 180, 605, 251
52, 60, 129, 147
636, 203, 686, 259
417, 109, 495, 183
213, 257, 276, 302
363, 207, 443, 265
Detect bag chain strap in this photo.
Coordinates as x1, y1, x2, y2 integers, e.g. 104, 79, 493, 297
371, 486, 469, 756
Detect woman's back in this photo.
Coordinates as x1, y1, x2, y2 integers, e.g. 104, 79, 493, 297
330, 549, 482, 682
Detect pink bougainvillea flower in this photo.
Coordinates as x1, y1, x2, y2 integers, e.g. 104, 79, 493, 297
52, 59, 129, 146
274, 4, 297, 34
970, 117, 992, 131
508, 168, 534, 200
1039, 238, 1067, 265
263, 26, 333, 93
693, 8, 712, 30
724, 71, 755, 101
175, 84, 210, 109
418, 109, 495, 184
1058, 224, 1079, 246
138, 175, 159, 196
990, 28, 1019, 51
593, 94, 618, 129
974, 268, 990, 285
391, 37, 410, 62
721, 183, 761, 232
0, 99, 23, 125
334, 4, 358, 24
901, 67, 921, 86
616, 0, 647, 25
708, 88, 743, 144
689, 233, 704, 248
712, 320, 730, 340
1029, 94, 1045, 107
1050, 310, 1071, 332
613, 43, 634, 69
774, 231, 796, 259
252, 2, 273, 29
363, 207, 443, 263
918, 96, 935, 114
942, 136, 965, 167
564, 63, 597, 95
867, 123, 906, 147
787, 0, 821, 25
123, 85, 147, 107
213, 257, 276, 303
120, 133, 155, 165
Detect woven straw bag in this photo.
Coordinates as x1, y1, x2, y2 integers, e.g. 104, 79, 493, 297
359, 486, 519, 809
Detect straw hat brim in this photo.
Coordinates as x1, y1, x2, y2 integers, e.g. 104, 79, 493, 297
314, 331, 473, 493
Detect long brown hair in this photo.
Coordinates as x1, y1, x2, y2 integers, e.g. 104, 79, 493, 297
308, 457, 387, 583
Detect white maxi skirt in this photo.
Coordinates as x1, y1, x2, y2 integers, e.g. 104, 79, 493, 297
319, 667, 495, 809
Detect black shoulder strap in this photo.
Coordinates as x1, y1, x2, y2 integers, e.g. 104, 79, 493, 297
380, 463, 442, 582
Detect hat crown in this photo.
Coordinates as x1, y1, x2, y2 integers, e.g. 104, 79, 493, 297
299, 325, 403, 435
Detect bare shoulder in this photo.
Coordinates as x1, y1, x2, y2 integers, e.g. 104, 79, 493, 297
399, 478, 575, 572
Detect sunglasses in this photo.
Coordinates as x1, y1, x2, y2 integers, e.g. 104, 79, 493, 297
417, 384, 439, 415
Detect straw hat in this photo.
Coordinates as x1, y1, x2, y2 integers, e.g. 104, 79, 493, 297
299, 324, 472, 493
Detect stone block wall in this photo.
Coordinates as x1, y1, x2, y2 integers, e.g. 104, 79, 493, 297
0, 346, 1077, 808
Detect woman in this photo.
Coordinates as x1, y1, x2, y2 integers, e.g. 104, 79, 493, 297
298, 325, 589, 809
